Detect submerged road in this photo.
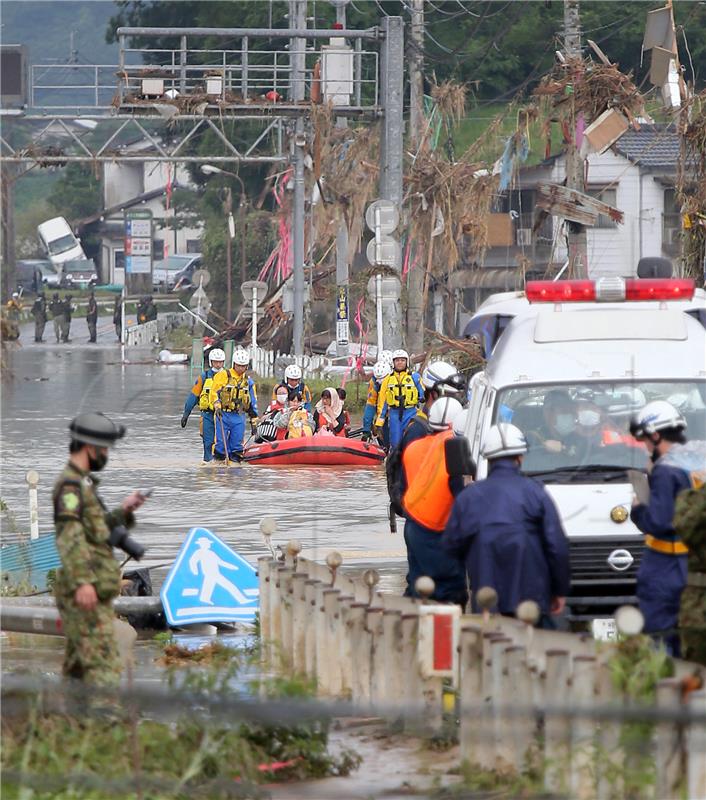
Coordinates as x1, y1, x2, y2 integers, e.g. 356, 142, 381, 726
1, 326, 405, 593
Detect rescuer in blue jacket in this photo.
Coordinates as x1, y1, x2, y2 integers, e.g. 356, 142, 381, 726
180, 347, 225, 463
629, 401, 695, 656
442, 424, 570, 626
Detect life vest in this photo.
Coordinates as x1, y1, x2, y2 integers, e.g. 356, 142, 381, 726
601, 429, 645, 449
384, 371, 419, 410
199, 375, 215, 411
287, 409, 313, 438
402, 429, 454, 532
217, 369, 252, 412
366, 378, 380, 408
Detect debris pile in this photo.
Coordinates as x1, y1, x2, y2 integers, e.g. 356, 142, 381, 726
678, 89, 706, 280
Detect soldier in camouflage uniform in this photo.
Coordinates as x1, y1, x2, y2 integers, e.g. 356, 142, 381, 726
676, 485, 706, 665
54, 413, 147, 686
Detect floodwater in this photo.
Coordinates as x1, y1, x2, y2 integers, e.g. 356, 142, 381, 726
1, 323, 405, 590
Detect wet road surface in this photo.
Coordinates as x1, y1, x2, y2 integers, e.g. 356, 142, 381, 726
1, 328, 406, 592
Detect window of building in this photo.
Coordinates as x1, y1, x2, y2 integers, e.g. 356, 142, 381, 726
153, 239, 165, 260
662, 188, 681, 253
114, 250, 125, 270
586, 186, 618, 229
186, 239, 202, 254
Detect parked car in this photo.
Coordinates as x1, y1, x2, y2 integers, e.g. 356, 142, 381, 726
37, 217, 86, 267
152, 254, 202, 291
62, 258, 98, 288
15, 259, 61, 292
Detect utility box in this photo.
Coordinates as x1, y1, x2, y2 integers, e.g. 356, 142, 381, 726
321, 40, 353, 106
1, 45, 28, 109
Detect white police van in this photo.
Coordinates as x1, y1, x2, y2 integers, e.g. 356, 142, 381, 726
462, 276, 706, 627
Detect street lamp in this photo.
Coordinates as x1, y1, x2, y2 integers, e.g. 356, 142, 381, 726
200, 165, 248, 323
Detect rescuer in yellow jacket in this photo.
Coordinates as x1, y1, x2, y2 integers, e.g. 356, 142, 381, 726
180, 347, 225, 463
375, 349, 424, 448
211, 346, 258, 459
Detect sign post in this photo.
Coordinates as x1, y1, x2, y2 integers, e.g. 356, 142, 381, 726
124, 208, 153, 295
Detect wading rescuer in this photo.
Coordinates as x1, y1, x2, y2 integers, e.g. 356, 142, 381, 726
53, 413, 148, 686
272, 364, 312, 412
442, 424, 570, 628
401, 396, 469, 604
181, 347, 226, 463
629, 401, 700, 656
375, 349, 424, 448
211, 346, 258, 460
362, 361, 392, 446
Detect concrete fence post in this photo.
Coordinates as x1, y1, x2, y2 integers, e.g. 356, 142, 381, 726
348, 603, 371, 705
543, 649, 571, 794
278, 567, 294, 668
367, 607, 385, 707
459, 625, 483, 767
655, 678, 683, 800
269, 564, 283, 665
257, 557, 272, 664
595, 660, 623, 800
338, 595, 356, 699
323, 588, 343, 696
476, 632, 504, 771
304, 579, 319, 679
400, 612, 422, 729
489, 637, 513, 771
506, 645, 534, 774
290, 572, 308, 674
314, 583, 331, 693
687, 690, 706, 800
569, 655, 597, 800
382, 609, 404, 721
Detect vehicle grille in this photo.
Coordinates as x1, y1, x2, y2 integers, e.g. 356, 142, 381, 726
569, 538, 643, 584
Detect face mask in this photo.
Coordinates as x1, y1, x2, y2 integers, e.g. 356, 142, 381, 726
212, 365, 224, 373
578, 409, 600, 427
88, 449, 108, 472
554, 414, 576, 435
276, 394, 288, 405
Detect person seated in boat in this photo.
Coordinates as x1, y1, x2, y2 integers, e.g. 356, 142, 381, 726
314, 388, 347, 437
256, 386, 289, 442
271, 364, 313, 411
337, 388, 352, 435
274, 391, 315, 439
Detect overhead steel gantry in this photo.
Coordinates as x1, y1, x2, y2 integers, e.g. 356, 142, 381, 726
0, 24, 386, 166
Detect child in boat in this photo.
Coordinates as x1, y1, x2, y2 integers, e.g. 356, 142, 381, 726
274, 391, 314, 439
314, 388, 347, 436
256, 386, 289, 441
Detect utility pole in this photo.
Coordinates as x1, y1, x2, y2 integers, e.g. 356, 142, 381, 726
563, 0, 588, 279
224, 187, 233, 322
290, 0, 307, 356
334, 0, 350, 359
379, 16, 405, 349
406, 0, 425, 355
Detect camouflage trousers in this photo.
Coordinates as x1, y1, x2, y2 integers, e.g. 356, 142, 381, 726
56, 594, 122, 687
679, 585, 706, 666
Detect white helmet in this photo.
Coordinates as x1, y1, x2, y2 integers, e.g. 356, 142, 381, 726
284, 364, 302, 381
422, 360, 465, 394
373, 360, 392, 381
428, 397, 464, 431
452, 408, 469, 436
208, 348, 226, 366
630, 400, 686, 438
379, 349, 394, 364
392, 349, 409, 363
482, 424, 528, 459
232, 346, 250, 366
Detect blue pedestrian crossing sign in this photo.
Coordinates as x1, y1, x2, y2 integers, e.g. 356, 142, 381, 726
160, 527, 259, 626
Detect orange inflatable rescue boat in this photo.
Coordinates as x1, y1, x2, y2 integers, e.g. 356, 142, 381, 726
243, 435, 385, 466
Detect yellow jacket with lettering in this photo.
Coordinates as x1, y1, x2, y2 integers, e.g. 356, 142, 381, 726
210, 368, 258, 416
376, 369, 423, 424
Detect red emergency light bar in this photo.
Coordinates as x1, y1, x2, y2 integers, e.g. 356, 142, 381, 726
526, 278, 695, 303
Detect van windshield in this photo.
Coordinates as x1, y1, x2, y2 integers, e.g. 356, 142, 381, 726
47, 234, 77, 255
494, 380, 706, 479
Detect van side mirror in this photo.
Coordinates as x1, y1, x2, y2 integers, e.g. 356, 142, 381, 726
445, 436, 476, 479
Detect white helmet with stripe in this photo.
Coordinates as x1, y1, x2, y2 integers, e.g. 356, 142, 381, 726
630, 400, 686, 438
428, 397, 464, 431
